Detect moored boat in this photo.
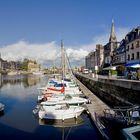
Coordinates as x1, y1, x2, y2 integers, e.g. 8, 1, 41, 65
38, 103, 85, 120
0, 103, 4, 112
40, 94, 89, 105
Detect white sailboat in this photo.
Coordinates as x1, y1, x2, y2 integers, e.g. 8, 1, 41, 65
40, 94, 88, 105
38, 81, 83, 101
37, 41, 85, 120
38, 103, 85, 120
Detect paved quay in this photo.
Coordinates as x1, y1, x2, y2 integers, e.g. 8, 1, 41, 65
75, 77, 110, 139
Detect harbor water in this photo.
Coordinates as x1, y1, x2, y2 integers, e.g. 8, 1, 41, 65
0, 75, 102, 140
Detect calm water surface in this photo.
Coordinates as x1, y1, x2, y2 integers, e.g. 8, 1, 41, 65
0, 75, 102, 140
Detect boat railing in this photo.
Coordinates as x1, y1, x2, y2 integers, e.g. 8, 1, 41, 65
103, 105, 140, 125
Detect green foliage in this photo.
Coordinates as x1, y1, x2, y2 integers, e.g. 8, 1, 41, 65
116, 65, 125, 72
20, 60, 28, 71
110, 70, 117, 75
116, 65, 125, 76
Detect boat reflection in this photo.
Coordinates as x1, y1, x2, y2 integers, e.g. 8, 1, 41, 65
0, 110, 4, 117
38, 116, 84, 127
38, 117, 84, 140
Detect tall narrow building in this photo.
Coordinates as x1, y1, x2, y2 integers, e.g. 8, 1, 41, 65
109, 19, 117, 43
104, 19, 118, 67
109, 19, 118, 52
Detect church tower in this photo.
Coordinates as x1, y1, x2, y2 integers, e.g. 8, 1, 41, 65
109, 19, 117, 43
109, 19, 118, 54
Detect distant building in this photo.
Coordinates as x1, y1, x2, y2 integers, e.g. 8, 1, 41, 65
8, 61, 17, 70
96, 44, 104, 70
2, 60, 21, 71
125, 27, 140, 65
85, 44, 104, 71
0, 54, 8, 71
28, 61, 40, 72
90, 51, 96, 70
85, 51, 96, 71
0, 58, 5, 70
85, 55, 91, 70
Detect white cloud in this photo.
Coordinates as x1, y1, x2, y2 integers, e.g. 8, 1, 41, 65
0, 40, 59, 63
0, 26, 130, 67
66, 48, 89, 61
0, 40, 88, 66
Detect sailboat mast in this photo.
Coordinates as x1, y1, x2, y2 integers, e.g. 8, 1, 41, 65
64, 48, 66, 77
61, 40, 64, 79
61, 40, 65, 94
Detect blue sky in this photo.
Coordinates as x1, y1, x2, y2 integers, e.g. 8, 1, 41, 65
0, 0, 139, 66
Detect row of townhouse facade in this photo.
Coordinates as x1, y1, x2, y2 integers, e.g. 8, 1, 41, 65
0, 58, 20, 71
85, 21, 140, 72
125, 27, 140, 65
0, 55, 40, 73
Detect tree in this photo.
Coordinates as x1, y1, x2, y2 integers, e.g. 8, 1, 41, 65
20, 58, 29, 71
116, 65, 125, 76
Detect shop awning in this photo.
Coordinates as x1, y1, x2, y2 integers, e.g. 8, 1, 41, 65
125, 62, 140, 68
131, 64, 140, 68
103, 66, 117, 70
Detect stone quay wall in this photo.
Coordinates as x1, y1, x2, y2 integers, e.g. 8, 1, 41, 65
76, 74, 140, 107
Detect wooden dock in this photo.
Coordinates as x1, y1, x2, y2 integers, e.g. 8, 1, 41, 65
76, 78, 111, 139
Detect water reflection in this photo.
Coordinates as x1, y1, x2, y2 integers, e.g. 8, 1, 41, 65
0, 75, 102, 140
0, 75, 44, 88
38, 117, 84, 140
0, 75, 47, 101
0, 110, 4, 117
38, 117, 84, 127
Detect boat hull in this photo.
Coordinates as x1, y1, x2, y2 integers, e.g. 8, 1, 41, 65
39, 106, 84, 120
0, 103, 4, 112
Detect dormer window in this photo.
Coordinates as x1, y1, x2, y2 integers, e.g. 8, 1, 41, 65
125, 36, 129, 42
131, 34, 134, 41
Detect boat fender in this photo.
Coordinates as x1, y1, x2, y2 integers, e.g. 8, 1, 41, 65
75, 113, 77, 119
88, 99, 91, 104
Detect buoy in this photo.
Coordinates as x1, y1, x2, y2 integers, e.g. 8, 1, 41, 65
88, 99, 91, 104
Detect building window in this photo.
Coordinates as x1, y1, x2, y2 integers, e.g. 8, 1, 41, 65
127, 45, 129, 51
128, 54, 130, 61
131, 43, 134, 49
125, 36, 129, 42
131, 34, 135, 41
131, 53, 134, 60
136, 52, 140, 59
136, 41, 140, 48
